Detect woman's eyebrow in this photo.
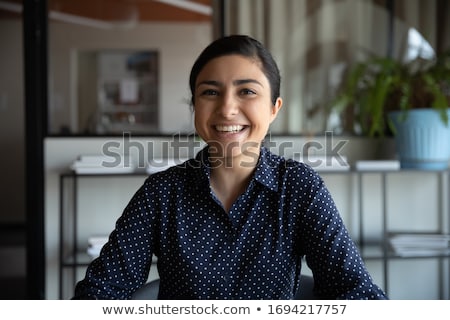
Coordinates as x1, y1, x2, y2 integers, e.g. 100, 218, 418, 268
197, 80, 220, 88
233, 79, 263, 87
197, 79, 263, 88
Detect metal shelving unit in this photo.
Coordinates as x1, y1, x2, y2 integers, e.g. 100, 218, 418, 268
58, 171, 148, 299
321, 168, 449, 298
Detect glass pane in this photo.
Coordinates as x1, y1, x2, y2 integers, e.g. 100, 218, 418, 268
47, 0, 213, 135
222, 0, 449, 135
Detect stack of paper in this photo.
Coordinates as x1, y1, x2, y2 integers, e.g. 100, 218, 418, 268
87, 236, 109, 258
293, 155, 350, 172
389, 233, 450, 257
71, 154, 137, 174
355, 160, 400, 171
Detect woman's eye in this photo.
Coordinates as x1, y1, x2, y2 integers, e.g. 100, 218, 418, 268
240, 88, 256, 95
201, 89, 218, 96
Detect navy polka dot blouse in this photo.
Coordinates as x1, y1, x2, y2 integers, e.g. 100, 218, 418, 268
73, 146, 387, 300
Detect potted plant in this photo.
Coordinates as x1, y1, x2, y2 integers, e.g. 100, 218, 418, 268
329, 49, 450, 170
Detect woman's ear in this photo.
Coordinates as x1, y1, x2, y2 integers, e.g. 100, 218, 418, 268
270, 97, 283, 123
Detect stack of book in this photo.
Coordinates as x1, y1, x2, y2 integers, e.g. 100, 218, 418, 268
355, 160, 400, 171
71, 154, 137, 174
87, 236, 109, 258
293, 155, 350, 172
389, 233, 450, 257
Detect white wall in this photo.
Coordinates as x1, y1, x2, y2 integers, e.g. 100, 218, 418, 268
45, 136, 449, 299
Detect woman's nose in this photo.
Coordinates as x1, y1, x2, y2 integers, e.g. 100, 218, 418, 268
217, 92, 238, 117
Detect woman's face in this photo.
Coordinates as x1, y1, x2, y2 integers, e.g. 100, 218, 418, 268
193, 54, 282, 162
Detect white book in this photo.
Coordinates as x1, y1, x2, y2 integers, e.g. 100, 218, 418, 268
389, 233, 450, 257
74, 155, 136, 166
71, 154, 138, 174
393, 248, 450, 257
87, 246, 103, 258
293, 155, 350, 172
355, 160, 400, 171
77, 154, 111, 163
71, 166, 136, 174
87, 236, 109, 258
88, 236, 109, 247
389, 234, 450, 248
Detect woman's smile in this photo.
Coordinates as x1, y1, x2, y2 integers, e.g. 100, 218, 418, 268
214, 124, 246, 133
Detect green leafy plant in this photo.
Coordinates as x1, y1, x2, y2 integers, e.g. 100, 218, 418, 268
329, 50, 450, 137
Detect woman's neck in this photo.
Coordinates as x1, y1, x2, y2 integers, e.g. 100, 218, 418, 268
209, 152, 259, 213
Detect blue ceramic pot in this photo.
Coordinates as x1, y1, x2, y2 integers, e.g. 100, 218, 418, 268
388, 109, 450, 170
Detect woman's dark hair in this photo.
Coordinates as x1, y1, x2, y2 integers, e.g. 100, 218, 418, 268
189, 35, 281, 106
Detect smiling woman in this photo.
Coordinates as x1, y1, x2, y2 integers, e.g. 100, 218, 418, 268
73, 35, 388, 300
192, 50, 282, 211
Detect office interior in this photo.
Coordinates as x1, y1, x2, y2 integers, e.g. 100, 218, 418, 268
0, 0, 449, 299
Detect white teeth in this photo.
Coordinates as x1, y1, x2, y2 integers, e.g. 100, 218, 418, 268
215, 125, 244, 133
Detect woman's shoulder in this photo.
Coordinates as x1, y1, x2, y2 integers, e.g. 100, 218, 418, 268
143, 157, 204, 188
145, 158, 198, 177
261, 148, 324, 190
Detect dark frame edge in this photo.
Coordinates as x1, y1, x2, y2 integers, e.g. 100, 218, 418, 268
23, 0, 48, 299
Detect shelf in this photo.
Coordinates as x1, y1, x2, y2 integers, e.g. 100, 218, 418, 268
61, 170, 148, 177
360, 243, 450, 260
101, 105, 157, 113
99, 122, 159, 134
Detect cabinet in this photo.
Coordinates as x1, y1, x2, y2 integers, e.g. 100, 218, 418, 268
59, 169, 450, 299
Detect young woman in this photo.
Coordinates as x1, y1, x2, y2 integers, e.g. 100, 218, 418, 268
73, 35, 387, 300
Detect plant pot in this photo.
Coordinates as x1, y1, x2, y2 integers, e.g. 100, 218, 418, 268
388, 108, 450, 170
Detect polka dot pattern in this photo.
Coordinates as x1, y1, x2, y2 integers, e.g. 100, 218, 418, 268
73, 146, 387, 300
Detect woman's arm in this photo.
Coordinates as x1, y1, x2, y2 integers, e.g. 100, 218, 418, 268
72, 179, 157, 299
296, 167, 388, 299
